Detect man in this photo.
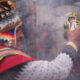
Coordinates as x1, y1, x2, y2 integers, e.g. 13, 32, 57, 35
0, 0, 80, 80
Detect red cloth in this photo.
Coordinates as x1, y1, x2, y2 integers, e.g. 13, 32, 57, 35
0, 46, 6, 49
0, 54, 35, 73
0, 46, 35, 73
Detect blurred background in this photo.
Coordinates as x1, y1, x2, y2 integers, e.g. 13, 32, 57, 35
12, 0, 80, 80
12, 0, 80, 59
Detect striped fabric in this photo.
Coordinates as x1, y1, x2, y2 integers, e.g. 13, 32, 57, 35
0, 46, 35, 73
0, 46, 30, 60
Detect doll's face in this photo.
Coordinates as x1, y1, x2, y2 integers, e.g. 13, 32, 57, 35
68, 17, 76, 23
70, 19, 76, 23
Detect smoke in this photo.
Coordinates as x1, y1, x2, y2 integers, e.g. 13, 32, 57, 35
32, 0, 79, 8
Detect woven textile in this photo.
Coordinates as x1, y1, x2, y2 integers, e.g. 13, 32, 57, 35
0, 46, 35, 73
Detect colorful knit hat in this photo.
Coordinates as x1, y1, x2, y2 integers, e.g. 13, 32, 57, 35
0, 0, 22, 48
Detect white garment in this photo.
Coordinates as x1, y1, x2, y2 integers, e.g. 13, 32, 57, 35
67, 21, 77, 30
17, 53, 73, 80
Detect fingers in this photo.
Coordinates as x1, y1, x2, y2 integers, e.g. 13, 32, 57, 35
75, 27, 80, 31
65, 26, 80, 45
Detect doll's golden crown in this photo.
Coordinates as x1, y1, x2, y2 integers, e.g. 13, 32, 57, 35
68, 13, 77, 18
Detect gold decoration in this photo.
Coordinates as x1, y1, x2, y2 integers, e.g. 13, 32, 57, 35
67, 12, 77, 18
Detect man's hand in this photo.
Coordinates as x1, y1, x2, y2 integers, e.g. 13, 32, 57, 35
66, 27, 80, 46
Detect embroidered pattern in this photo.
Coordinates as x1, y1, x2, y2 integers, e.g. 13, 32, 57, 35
0, 47, 30, 60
